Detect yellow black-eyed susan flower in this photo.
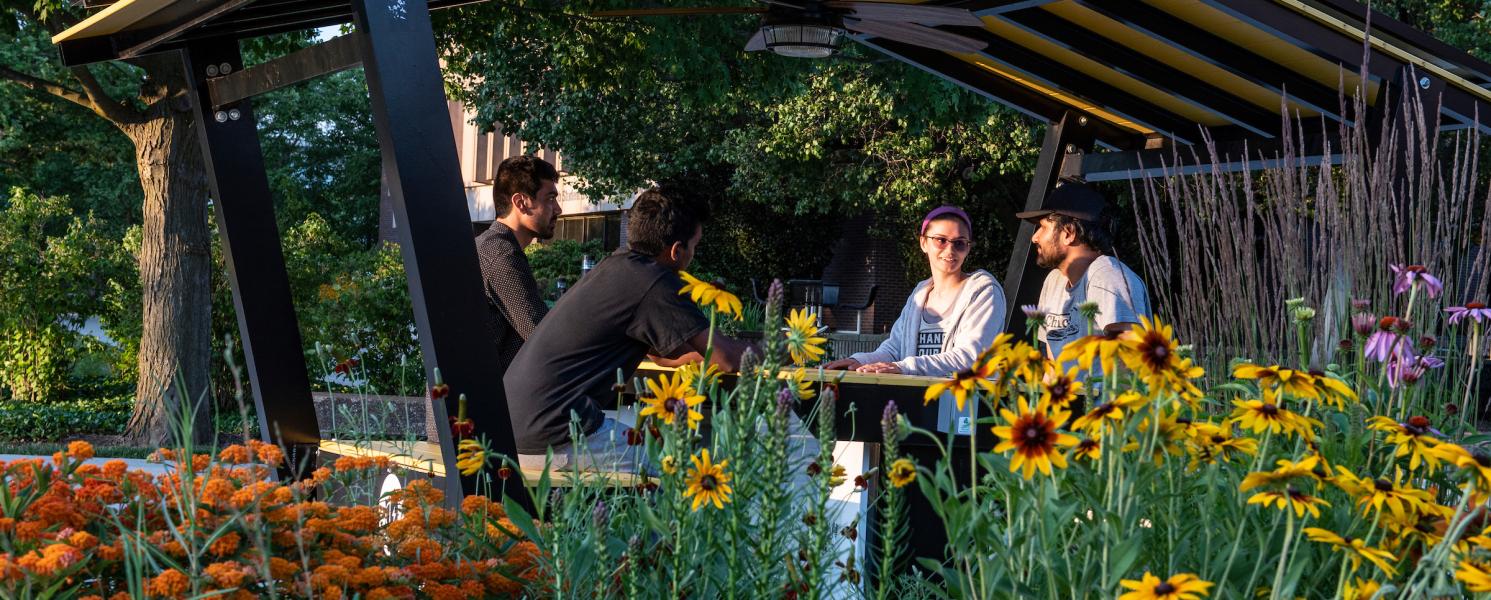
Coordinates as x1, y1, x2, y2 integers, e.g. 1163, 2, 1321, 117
1119, 316, 1204, 397
1333, 467, 1436, 521
1117, 571, 1213, 600
1073, 437, 1101, 461
683, 449, 733, 511
1039, 363, 1084, 412
1057, 329, 1126, 377
1230, 396, 1321, 440
1341, 578, 1381, 600
887, 458, 917, 488
1301, 527, 1399, 577
1070, 390, 1147, 436
1458, 557, 1491, 592
640, 371, 706, 430
1431, 442, 1491, 501
1247, 485, 1330, 518
1367, 415, 1444, 474
992, 396, 1079, 480
925, 347, 999, 411
679, 271, 743, 320
784, 307, 828, 366
456, 438, 489, 477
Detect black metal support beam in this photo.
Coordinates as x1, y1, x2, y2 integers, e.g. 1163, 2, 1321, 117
1003, 111, 1097, 333
998, 7, 1282, 138
351, 0, 527, 508
183, 39, 320, 477
207, 32, 363, 109
858, 37, 1143, 149
1074, 0, 1346, 124
1075, 128, 1344, 182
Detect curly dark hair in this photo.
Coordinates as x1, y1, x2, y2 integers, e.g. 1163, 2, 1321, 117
1045, 213, 1114, 255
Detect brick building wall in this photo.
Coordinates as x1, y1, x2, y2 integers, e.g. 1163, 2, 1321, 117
819, 213, 911, 335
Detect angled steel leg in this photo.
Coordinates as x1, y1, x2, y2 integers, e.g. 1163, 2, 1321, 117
1002, 111, 1097, 333
351, 0, 526, 508
183, 39, 320, 478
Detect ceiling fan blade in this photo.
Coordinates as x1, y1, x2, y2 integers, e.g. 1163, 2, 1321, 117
745, 30, 768, 51
591, 7, 767, 17
828, 2, 984, 27
843, 18, 987, 53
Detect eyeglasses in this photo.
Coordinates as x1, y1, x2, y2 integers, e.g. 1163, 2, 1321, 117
922, 234, 973, 252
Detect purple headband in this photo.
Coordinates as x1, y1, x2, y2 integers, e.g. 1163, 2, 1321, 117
920, 205, 973, 235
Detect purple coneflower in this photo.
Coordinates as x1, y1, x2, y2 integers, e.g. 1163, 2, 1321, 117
1387, 349, 1445, 388
1446, 301, 1491, 326
1364, 316, 1409, 362
1351, 312, 1377, 337
1390, 264, 1443, 298
1021, 304, 1048, 320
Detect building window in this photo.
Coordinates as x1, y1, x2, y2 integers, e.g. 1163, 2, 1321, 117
554, 212, 622, 250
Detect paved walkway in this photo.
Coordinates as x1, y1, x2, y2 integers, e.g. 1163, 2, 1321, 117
0, 454, 172, 476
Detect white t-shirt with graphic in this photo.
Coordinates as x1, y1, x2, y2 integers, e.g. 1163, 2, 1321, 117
1037, 256, 1150, 374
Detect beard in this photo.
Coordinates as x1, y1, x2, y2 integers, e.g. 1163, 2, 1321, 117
535, 216, 558, 240
1035, 246, 1062, 269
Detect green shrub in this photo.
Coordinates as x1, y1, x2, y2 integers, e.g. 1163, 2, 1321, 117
0, 395, 131, 441
526, 238, 603, 300
0, 188, 133, 402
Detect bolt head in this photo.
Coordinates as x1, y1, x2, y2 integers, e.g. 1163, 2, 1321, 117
1419, 76, 1431, 89
227, 108, 242, 121
1065, 143, 1077, 154
219, 63, 232, 75
205, 65, 219, 76
1077, 116, 1089, 126
213, 111, 228, 123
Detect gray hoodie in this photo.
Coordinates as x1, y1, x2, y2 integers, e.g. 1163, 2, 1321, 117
848, 269, 1007, 376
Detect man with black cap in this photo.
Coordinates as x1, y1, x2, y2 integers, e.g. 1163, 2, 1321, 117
1016, 180, 1150, 373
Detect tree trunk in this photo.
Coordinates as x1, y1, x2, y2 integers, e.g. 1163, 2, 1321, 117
122, 55, 214, 447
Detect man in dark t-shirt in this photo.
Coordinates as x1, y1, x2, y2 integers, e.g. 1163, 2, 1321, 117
504, 187, 753, 470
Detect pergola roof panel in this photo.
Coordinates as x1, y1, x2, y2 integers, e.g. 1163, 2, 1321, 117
48, 0, 1491, 147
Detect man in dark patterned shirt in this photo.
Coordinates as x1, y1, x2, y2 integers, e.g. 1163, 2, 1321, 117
476, 156, 562, 376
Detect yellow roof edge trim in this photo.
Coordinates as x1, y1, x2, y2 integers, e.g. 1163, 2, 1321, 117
1276, 0, 1491, 104
955, 52, 1154, 136
51, 0, 174, 44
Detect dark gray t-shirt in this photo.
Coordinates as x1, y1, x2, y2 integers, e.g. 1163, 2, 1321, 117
503, 249, 710, 454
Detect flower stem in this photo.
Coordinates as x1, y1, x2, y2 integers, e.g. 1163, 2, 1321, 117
1269, 511, 1296, 600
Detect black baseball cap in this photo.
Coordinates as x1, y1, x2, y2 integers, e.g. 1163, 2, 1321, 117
1014, 181, 1106, 223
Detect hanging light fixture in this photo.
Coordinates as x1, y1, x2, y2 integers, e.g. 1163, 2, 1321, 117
760, 12, 845, 59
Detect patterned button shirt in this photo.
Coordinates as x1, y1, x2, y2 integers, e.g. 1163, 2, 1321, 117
475, 221, 548, 375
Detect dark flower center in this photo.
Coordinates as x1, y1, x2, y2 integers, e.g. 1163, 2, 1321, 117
1309, 369, 1325, 377
1259, 403, 1279, 416
1407, 415, 1431, 430
1374, 479, 1393, 492
1474, 449, 1491, 467
699, 475, 717, 491
1210, 435, 1226, 444
1154, 582, 1177, 594
1104, 330, 1123, 340
1468, 301, 1487, 310
1021, 421, 1049, 446
1406, 265, 1427, 273
1379, 316, 1399, 331
664, 398, 685, 414
1051, 380, 1070, 397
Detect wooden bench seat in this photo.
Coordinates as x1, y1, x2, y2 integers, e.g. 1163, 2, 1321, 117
317, 439, 641, 487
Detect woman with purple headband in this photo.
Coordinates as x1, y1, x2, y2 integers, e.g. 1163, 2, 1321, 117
824, 206, 1007, 376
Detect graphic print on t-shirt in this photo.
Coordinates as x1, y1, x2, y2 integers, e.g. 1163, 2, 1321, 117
916, 330, 944, 356
1042, 311, 1078, 346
